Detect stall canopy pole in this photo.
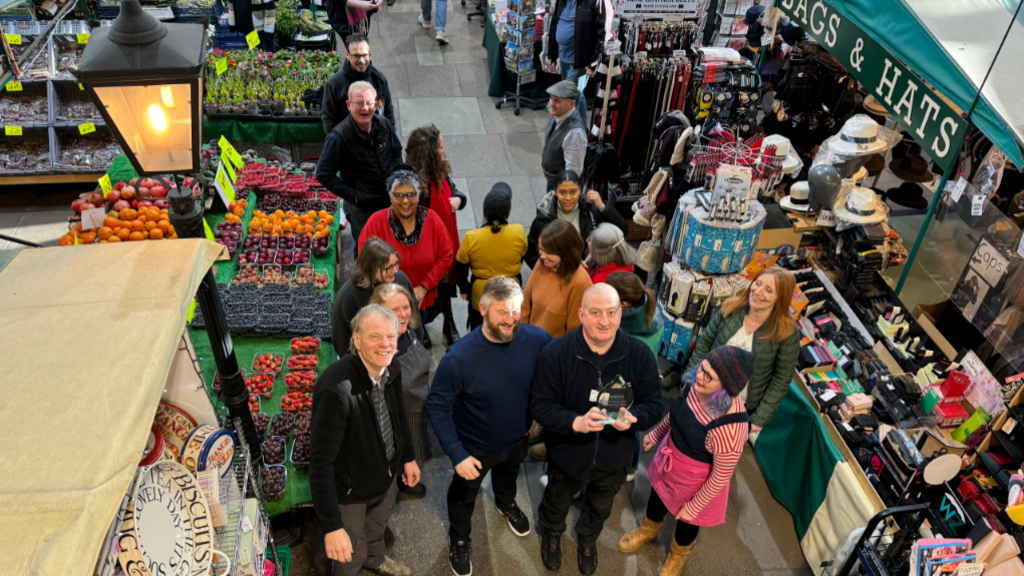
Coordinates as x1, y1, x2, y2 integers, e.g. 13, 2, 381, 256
895, 0, 1024, 294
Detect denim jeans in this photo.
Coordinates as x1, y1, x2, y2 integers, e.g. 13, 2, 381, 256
421, 0, 447, 32
559, 63, 589, 127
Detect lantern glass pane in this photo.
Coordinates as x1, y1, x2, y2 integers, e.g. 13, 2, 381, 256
93, 83, 193, 173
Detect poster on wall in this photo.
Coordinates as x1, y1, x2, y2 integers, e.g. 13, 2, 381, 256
613, 0, 700, 19
951, 239, 1010, 326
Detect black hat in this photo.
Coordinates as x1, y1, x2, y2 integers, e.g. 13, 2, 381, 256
890, 133, 922, 160
483, 183, 513, 222
705, 346, 758, 397
889, 154, 934, 183
781, 22, 806, 46
886, 182, 928, 209
743, 5, 765, 25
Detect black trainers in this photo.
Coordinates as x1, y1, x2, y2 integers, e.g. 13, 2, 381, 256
541, 534, 561, 571
496, 502, 531, 536
397, 481, 426, 500
449, 538, 472, 576
578, 542, 598, 575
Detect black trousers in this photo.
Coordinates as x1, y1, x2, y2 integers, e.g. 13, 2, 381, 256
447, 437, 529, 540
645, 487, 700, 546
537, 461, 627, 545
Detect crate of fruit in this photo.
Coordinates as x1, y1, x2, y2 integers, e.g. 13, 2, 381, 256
245, 372, 275, 398
285, 370, 317, 393
262, 436, 286, 465
290, 436, 310, 467
261, 465, 287, 501
290, 336, 321, 355
248, 395, 261, 413
267, 411, 295, 438
252, 352, 284, 374
281, 391, 312, 411
288, 354, 319, 371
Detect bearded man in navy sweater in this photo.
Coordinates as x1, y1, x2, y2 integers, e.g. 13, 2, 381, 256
426, 276, 553, 576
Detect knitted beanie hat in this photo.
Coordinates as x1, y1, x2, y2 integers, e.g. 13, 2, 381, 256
705, 346, 758, 397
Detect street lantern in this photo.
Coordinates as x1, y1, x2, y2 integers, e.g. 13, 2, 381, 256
73, 0, 206, 177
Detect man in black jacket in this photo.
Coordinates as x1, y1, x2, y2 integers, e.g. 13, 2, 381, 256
531, 284, 662, 575
310, 305, 420, 576
316, 81, 402, 250
544, 0, 611, 122
322, 34, 395, 134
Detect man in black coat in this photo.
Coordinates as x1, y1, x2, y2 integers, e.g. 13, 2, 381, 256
316, 80, 402, 249
531, 284, 662, 575
310, 304, 419, 576
544, 0, 611, 121
322, 34, 395, 135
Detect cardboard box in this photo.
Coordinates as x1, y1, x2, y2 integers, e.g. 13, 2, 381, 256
917, 427, 968, 458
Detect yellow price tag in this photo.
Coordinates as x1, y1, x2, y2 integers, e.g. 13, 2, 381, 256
218, 136, 243, 170
246, 30, 260, 50
216, 165, 237, 204
99, 174, 112, 197
215, 57, 228, 75
5, 126, 22, 136
78, 83, 84, 91
6, 81, 23, 92
73, 231, 80, 246
79, 122, 96, 135
203, 218, 215, 242
77, 33, 90, 44
6, 34, 21, 45
187, 299, 197, 322
221, 154, 237, 183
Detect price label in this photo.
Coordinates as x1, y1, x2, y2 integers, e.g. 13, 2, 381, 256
971, 194, 984, 216
78, 83, 84, 91
73, 231, 79, 246
81, 206, 106, 230
241, 516, 253, 534
635, 51, 648, 59
4, 126, 22, 136
604, 39, 621, 56
6, 34, 21, 45
98, 174, 112, 196
6, 81, 23, 92
221, 154, 236, 183
79, 122, 96, 135
187, 299, 197, 323
77, 33, 90, 44
246, 30, 260, 50
203, 218, 216, 242
218, 136, 243, 171
672, 49, 686, 58
815, 210, 837, 227
949, 176, 967, 202
215, 57, 228, 75
214, 164, 236, 207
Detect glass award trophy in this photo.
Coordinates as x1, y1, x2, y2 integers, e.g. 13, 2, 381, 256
596, 375, 634, 425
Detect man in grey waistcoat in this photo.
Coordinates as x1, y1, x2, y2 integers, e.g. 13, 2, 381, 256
541, 80, 588, 191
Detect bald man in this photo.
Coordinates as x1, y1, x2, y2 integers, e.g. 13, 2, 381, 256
530, 284, 663, 574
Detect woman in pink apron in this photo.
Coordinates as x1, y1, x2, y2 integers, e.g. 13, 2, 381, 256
618, 346, 756, 576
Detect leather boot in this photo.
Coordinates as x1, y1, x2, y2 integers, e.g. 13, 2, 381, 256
618, 516, 664, 553
659, 540, 695, 576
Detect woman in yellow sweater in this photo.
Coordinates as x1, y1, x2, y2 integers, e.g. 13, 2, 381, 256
522, 220, 593, 338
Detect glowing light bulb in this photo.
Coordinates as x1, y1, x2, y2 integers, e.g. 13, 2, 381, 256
148, 104, 168, 132
160, 86, 174, 107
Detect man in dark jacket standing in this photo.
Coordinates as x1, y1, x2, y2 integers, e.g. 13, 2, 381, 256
532, 283, 662, 575
544, 0, 611, 123
322, 34, 395, 134
316, 81, 402, 249
310, 305, 419, 576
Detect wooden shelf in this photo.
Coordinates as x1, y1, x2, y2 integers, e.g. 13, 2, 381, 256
0, 173, 102, 186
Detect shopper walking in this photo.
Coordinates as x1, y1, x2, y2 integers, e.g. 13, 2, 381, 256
540, 82, 588, 191
526, 170, 627, 268
426, 277, 553, 576
405, 123, 467, 346
310, 305, 419, 576
669, 266, 800, 440
532, 283, 662, 575
544, 0, 610, 123
322, 34, 395, 134
619, 346, 756, 576
522, 220, 592, 338
417, 0, 448, 44
326, 0, 380, 51
455, 183, 528, 330
586, 223, 638, 283
369, 283, 432, 500
316, 81, 402, 248
359, 167, 454, 349
331, 238, 417, 358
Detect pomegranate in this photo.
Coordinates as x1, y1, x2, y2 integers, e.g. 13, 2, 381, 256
113, 200, 130, 211
138, 186, 150, 198
140, 177, 155, 189
71, 199, 84, 213
114, 181, 126, 191
121, 186, 136, 200
151, 185, 168, 198
106, 189, 121, 203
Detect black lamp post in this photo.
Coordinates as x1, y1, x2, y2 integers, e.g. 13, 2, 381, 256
74, 2, 262, 462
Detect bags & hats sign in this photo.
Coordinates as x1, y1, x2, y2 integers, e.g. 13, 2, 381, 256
778, 0, 968, 173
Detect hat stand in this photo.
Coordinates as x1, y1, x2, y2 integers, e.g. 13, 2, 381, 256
496, 67, 546, 116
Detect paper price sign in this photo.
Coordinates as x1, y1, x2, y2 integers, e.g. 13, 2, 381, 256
214, 164, 236, 207
77, 33, 90, 44
948, 177, 967, 203
4, 126, 22, 136
78, 83, 84, 90
78, 122, 96, 135
6, 81, 22, 92
221, 153, 236, 183
246, 30, 260, 50
218, 136, 242, 171
215, 57, 228, 75
99, 174, 112, 196
6, 34, 21, 45
187, 299, 197, 323
203, 218, 216, 242
81, 207, 106, 230
971, 195, 984, 216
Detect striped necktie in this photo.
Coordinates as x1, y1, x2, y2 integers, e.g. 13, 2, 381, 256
372, 372, 397, 462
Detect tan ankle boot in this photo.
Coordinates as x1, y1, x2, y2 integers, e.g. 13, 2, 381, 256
618, 516, 664, 553
659, 540, 694, 576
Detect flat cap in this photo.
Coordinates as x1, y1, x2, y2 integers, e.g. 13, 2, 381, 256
546, 79, 579, 100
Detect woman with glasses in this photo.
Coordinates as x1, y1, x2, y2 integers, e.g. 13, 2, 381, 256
359, 166, 454, 349
525, 170, 627, 269
619, 346, 756, 576
331, 237, 418, 359
405, 124, 467, 345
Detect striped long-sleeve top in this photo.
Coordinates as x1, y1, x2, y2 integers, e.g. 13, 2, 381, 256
645, 394, 747, 518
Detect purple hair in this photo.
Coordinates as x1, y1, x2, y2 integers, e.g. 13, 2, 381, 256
682, 363, 737, 417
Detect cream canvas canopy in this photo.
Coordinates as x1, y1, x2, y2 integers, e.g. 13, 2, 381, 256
0, 239, 223, 575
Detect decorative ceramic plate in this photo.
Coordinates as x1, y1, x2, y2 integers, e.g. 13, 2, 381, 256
117, 500, 151, 576
139, 425, 165, 467
153, 402, 198, 461
134, 461, 215, 576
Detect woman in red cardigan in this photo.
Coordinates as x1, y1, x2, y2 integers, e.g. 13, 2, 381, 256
359, 166, 454, 348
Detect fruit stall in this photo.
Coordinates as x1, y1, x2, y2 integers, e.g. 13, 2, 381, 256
0, 239, 284, 576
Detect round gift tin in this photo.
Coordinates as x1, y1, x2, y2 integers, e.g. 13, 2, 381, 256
198, 428, 236, 479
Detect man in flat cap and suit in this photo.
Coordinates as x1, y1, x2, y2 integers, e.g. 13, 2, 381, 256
541, 80, 588, 191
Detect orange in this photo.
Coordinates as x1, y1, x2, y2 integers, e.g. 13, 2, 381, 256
324, 214, 334, 225
131, 220, 145, 232
129, 231, 146, 241
169, 233, 178, 239
103, 216, 119, 228
148, 208, 161, 220
144, 221, 157, 231
98, 227, 113, 240
157, 221, 170, 233
167, 225, 175, 235
138, 214, 148, 224
117, 228, 131, 241
150, 228, 164, 240
80, 233, 95, 244
107, 235, 122, 242
59, 235, 74, 246
122, 209, 137, 220
274, 210, 284, 218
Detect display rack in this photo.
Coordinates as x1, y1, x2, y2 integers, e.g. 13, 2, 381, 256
710, 0, 758, 50
495, 0, 544, 115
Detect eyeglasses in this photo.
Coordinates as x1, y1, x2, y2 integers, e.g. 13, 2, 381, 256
350, 100, 376, 109
349, 53, 371, 61
383, 256, 403, 274
696, 363, 715, 385
390, 192, 418, 200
